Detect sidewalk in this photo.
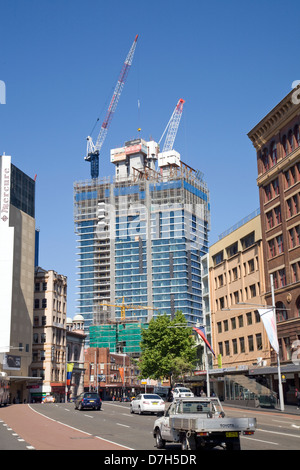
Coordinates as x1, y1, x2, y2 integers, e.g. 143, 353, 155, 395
224, 401, 300, 416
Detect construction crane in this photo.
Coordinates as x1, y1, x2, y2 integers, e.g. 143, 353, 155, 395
99, 296, 158, 321
85, 34, 139, 179
158, 98, 185, 152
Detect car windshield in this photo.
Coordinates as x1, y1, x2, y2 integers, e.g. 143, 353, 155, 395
178, 388, 191, 392
85, 393, 99, 399
143, 394, 162, 399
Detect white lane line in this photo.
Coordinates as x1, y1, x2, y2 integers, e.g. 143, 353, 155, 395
257, 428, 300, 439
83, 414, 93, 418
116, 423, 130, 428
242, 436, 279, 446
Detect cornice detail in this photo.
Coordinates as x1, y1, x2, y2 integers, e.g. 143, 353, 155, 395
248, 86, 300, 150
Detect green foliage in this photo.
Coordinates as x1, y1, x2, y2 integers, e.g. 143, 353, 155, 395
139, 311, 196, 385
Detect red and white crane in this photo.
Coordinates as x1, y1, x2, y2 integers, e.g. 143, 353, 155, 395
158, 98, 185, 152
85, 35, 138, 179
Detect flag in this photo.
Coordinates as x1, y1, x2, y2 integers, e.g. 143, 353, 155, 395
67, 363, 74, 386
193, 326, 215, 356
258, 308, 279, 354
118, 367, 124, 383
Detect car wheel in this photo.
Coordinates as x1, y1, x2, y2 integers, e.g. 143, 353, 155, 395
130, 406, 134, 414
78, 403, 83, 411
138, 406, 143, 415
155, 429, 165, 449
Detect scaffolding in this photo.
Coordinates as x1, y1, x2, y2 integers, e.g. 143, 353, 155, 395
89, 321, 148, 355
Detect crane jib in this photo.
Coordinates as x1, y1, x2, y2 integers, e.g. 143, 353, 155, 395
85, 34, 138, 179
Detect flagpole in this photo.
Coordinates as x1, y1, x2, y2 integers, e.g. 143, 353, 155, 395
270, 274, 285, 412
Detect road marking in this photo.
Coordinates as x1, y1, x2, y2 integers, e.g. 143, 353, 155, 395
257, 428, 300, 439
242, 436, 279, 446
83, 414, 93, 418
116, 423, 130, 428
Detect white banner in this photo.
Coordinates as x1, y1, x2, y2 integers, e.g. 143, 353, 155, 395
258, 308, 279, 354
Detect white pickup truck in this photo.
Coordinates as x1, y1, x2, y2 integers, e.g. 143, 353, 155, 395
153, 396, 256, 450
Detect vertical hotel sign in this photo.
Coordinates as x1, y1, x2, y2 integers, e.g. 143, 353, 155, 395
0, 154, 14, 351
0, 155, 11, 225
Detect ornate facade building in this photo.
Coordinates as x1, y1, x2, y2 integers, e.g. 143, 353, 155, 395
248, 86, 300, 394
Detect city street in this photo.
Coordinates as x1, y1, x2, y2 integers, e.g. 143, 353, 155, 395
0, 401, 299, 452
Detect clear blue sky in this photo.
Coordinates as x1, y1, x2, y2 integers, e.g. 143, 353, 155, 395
0, 0, 299, 317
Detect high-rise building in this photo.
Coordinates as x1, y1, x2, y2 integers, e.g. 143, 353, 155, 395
0, 154, 36, 403
74, 139, 210, 343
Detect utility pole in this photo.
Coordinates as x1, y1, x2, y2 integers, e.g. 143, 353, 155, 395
270, 274, 285, 412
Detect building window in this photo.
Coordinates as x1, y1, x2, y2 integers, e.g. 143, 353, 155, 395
276, 301, 288, 322
266, 210, 274, 229
42, 298, 47, 309
268, 239, 276, 257
227, 242, 238, 258
34, 299, 40, 309
232, 338, 238, 354
288, 129, 294, 152
238, 315, 243, 328
239, 337, 245, 353
262, 148, 269, 172
256, 333, 263, 350
246, 312, 252, 325
231, 317, 236, 329
276, 234, 284, 254
274, 206, 281, 225
248, 335, 254, 352
241, 232, 255, 249
282, 135, 287, 156
225, 341, 230, 355
295, 125, 300, 146
270, 141, 277, 166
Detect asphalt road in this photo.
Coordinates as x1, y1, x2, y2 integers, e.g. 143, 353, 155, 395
0, 401, 299, 452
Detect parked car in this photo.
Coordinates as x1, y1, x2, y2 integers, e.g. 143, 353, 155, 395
74, 392, 102, 411
172, 387, 194, 399
43, 395, 55, 403
130, 393, 165, 415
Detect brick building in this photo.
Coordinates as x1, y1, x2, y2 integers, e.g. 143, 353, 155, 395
248, 85, 300, 401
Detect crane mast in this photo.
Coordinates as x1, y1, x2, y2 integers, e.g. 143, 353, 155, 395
85, 34, 138, 179
159, 98, 185, 152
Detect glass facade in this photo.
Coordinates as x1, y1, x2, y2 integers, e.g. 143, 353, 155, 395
74, 157, 210, 343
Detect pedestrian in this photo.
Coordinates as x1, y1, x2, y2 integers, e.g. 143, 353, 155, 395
295, 388, 300, 409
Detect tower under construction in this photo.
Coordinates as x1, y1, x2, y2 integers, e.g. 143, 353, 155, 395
74, 138, 210, 343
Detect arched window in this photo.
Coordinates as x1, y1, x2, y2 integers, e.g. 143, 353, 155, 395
288, 129, 294, 152
276, 301, 288, 322
282, 135, 287, 156
270, 141, 277, 166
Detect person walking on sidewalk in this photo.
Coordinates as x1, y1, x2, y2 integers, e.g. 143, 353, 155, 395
295, 388, 300, 409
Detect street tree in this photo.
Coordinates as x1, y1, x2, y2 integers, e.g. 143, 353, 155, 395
139, 311, 196, 387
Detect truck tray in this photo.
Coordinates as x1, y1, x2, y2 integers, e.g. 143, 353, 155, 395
171, 415, 256, 433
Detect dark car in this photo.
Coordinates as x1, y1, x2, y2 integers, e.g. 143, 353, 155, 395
74, 392, 102, 411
